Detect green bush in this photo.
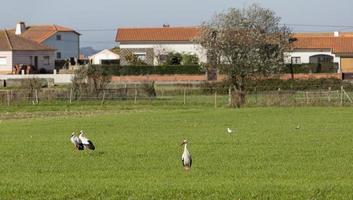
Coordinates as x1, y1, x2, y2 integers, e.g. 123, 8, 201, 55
201, 78, 352, 94
282, 63, 338, 73
99, 65, 204, 75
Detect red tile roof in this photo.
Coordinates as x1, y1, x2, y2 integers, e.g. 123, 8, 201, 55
12, 25, 80, 43
292, 33, 353, 54
0, 30, 55, 51
116, 27, 200, 42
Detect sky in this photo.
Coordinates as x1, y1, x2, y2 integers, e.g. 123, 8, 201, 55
1, 0, 353, 50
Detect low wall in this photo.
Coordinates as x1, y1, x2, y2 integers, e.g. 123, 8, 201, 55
111, 73, 342, 83
279, 73, 342, 80
112, 74, 208, 83
0, 74, 74, 84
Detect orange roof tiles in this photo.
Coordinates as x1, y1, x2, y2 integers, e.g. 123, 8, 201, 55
0, 30, 55, 51
116, 27, 200, 42
13, 25, 80, 43
292, 33, 353, 54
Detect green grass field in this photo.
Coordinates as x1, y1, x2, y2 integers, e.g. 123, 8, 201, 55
1, 105, 353, 199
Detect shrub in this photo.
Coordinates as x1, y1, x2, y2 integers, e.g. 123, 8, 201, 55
99, 65, 204, 75
201, 78, 352, 94
164, 52, 182, 65
182, 54, 199, 65
282, 63, 339, 73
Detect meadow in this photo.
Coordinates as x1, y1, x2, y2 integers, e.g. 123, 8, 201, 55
1, 104, 353, 199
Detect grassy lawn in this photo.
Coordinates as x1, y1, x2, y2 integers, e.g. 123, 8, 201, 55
1, 105, 353, 199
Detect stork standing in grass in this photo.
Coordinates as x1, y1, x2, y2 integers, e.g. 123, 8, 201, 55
70, 132, 84, 151
181, 139, 192, 170
79, 130, 96, 151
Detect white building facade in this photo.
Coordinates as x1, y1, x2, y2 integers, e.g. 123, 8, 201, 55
14, 22, 80, 61
42, 32, 80, 60
285, 32, 353, 73
0, 30, 55, 74
89, 49, 120, 65
116, 27, 206, 65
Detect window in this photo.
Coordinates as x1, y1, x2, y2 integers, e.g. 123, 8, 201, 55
56, 52, 62, 59
56, 34, 62, 41
133, 52, 146, 61
309, 54, 334, 63
0, 57, 7, 65
43, 56, 50, 65
291, 57, 301, 64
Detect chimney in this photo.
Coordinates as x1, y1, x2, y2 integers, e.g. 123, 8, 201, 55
334, 31, 340, 37
15, 22, 26, 35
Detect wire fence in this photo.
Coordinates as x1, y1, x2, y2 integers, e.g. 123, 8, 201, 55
0, 85, 353, 107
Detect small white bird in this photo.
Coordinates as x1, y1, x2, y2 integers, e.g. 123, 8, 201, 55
227, 128, 234, 134
181, 139, 192, 170
79, 130, 96, 151
70, 132, 84, 151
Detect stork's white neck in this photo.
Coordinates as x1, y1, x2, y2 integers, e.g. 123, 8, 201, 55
184, 143, 188, 152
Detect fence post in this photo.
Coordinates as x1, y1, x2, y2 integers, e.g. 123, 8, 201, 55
214, 91, 217, 108
328, 87, 331, 103
228, 86, 232, 106
306, 91, 309, 105
255, 87, 258, 105
183, 88, 186, 105
69, 88, 73, 104
6, 90, 10, 106
35, 89, 39, 104
134, 85, 137, 104
278, 88, 281, 106
341, 86, 344, 106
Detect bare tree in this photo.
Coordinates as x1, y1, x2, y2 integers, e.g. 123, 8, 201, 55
197, 4, 292, 107
72, 65, 112, 99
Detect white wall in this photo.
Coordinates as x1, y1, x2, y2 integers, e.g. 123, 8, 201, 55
89, 49, 120, 65
285, 51, 339, 63
0, 51, 13, 74
0, 74, 73, 84
12, 51, 55, 72
285, 50, 341, 71
119, 42, 207, 65
43, 32, 80, 59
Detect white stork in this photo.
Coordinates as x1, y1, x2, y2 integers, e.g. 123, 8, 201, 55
181, 139, 192, 170
79, 130, 96, 151
70, 132, 84, 151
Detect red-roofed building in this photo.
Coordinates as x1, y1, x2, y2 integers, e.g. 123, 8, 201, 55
0, 30, 55, 74
14, 22, 80, 61
116, 26, 206, 65
288, 32, 353, 72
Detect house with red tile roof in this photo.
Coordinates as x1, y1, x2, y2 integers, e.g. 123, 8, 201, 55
288, 32, 353, 73
0, 30, 55, 74
14, 22, 80, 61
116, 26, 206, 65
116, 26, 353, 72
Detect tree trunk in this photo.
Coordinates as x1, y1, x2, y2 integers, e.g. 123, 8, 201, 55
230, 87, 246, 108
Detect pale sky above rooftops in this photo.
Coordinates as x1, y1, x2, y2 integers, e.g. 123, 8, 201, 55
1, 0, 352, 49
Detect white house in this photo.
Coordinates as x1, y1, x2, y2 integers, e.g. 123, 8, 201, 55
89, 49, 120, 65
116, 26, 353, 73
0, 30, 55, 74
14, 22, 80, 61
286, 32, 353, 73
116, 26, 206, 65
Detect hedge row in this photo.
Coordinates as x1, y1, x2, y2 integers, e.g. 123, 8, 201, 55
98, 65, 204, 75
201, 78, 353, 94
282, 63, 339, 73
